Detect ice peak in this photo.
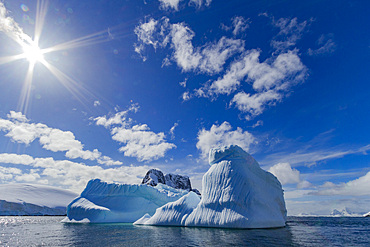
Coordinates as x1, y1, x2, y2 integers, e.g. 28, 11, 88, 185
209, 145, 251, 165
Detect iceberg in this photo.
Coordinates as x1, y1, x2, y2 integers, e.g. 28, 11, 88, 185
64, 179, 189, 223
364, 212, 370, 217
0, 183, 77, 216
135, 191, 201, 226
135, 145, 287, 228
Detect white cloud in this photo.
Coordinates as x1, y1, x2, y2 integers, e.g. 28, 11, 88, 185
169, 123, 178, 139
0, 2, 33, 45
251, 120, 263, 128
94, 103, 139, 128
226, 50, 306, 119
189, 0, 212, 8
308, 34, 336, 56
94, 105, 176, 162
231, 90, 282, 120
134, 18, 160, 48
7, 111, 29, 122
313, 172, 370, 196
0, 153, 34, 165
157, 0, 212, 11
93, 100, 101, 107
0, 111, 122, 166
135, 16, 308, 119
261, 144, 370, 167
135, 18, 244, 75
196, 121, 255, 159
179, 78, 187, 87
232, 16, 250, 36
0, 153, 151, 192
158, 0, 182, 11
203, 49, 306, 98
268, 162, 301, 185
0, 166, 22, 180
271, 17, 312, 51
182, 91, 191, 101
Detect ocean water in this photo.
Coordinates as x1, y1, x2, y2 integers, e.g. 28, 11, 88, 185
0, 216, 369, 246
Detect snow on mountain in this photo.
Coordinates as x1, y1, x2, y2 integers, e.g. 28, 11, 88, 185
135, 145, 287, 229
63, 179, 189, 223
330, 208, 363, 217
142, 169, 201, 195
0, 183, 78, 216
142, 169, 166, 187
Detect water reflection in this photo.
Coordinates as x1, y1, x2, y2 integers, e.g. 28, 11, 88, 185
62, 222, 296, 246
2, 217, 369, 246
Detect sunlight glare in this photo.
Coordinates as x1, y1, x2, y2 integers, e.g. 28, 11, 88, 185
22, 43, 44, 64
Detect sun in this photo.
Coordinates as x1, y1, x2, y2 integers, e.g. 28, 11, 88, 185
22, 42, 44, 64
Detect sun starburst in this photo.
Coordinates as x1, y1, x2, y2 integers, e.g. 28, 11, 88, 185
0, 0, 119, 113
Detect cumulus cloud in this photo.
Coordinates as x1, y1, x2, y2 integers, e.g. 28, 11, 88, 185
308, 34, 336, 56
94, 105, 176, 162
203, 49, 306, 119
159, 0, 183, 11
269, 163, 300, 185
196, 121, 255, 159
135, 18, 244, 74
135, 16, 309, 120
93, 100, 101, 107
312, 171, 370, 196
0, 111, 122, 166
158, 0, 212, 11
0, 153, 150, 192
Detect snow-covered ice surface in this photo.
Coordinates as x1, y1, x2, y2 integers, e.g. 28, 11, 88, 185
0, 183, 78, 216
135, 145, 287, 229
135, 192, 201, 226
64, 179, 189, 223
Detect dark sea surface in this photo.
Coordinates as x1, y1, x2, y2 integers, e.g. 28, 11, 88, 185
1, 216, 369, 246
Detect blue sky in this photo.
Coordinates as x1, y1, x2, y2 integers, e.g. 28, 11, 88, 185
0, 0, 369, 215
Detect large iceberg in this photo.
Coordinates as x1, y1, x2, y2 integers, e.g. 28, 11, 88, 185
0, 183, 77, 216
135, 145, 287, 228
63, 179, 189, 223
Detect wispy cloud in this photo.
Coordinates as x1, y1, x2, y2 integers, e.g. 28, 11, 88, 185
271, 17, 312, 52
261, 144, 370, 167
94, 104, 176, 162
0, 111, 122, 166
196, 121, 255, 159
308, 34, 336, 56
0, 153, 150, 192
0, 2, 33, 46
232, 16, 250, 36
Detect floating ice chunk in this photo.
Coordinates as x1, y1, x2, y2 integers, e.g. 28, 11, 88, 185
137, 145, 287, 228
64, 179, 188, 223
